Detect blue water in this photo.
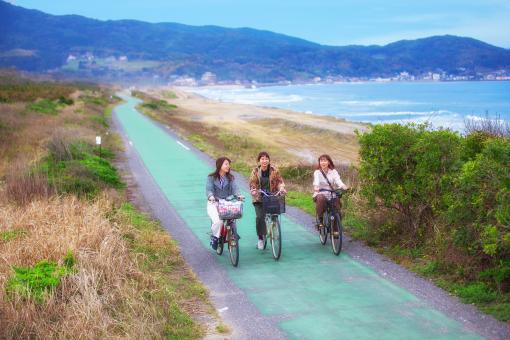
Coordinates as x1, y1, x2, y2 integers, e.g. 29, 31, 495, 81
193, 81, 510, 131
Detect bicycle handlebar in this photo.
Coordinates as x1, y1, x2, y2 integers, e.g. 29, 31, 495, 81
258, 189, 284, 197
318, 188, 348, 196
212, 194, 245, 202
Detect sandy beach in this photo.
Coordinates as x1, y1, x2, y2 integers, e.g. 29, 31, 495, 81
144, 87, 369, 164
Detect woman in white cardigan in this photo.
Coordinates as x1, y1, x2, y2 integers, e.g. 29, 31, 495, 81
313, 154, 348, 228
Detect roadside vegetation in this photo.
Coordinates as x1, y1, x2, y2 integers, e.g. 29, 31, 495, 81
0, 72, 221, 338
136, 89, 510, 323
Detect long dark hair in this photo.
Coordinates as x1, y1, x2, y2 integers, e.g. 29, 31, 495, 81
209, 156, 234, 180
317, 154, 335, 170
257, 151, 270, 161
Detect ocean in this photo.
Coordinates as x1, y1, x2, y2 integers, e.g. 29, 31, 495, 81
192, 81, 510, 131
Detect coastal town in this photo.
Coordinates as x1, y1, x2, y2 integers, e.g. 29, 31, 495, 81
63, 53, 510, 86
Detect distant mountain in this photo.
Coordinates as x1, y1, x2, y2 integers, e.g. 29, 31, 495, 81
1, 1, 510, 82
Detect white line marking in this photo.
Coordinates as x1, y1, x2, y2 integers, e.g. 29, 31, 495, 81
218, 307, 229, 312
177, 141, 190, 150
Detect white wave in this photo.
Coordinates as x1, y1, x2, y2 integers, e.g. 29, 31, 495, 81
193, 89, 304, 105
338, 100, 418, 106
347, 110, 455, 117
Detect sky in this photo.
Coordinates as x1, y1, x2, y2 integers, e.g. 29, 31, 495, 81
9, 0, 510, 48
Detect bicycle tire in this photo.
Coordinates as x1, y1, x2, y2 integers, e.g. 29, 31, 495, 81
270, 215, 282, 260
331, 212, 343, 255
216, 235, 224, 255
319, 212, 328, 245
228, 225, 239, 267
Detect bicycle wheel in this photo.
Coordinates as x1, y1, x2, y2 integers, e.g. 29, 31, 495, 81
216, 235, 224, 255
263, 222, 268, 250
319, 212, 328, 245
228, 224, 239, 267
331, 212, 343, 256
270, 215, 282, 260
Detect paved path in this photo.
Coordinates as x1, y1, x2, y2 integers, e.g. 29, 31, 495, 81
113, 93, 509, 339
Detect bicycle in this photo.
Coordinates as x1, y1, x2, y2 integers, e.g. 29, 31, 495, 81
316, 188, 346, 256
215, 195, 243, 267
260, 190, 285, 261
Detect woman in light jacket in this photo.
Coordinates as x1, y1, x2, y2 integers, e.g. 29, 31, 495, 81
313, 154, 348, 228
206, 156, 242, 250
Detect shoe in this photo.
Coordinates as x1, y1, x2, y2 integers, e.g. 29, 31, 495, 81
210, 236, 218, 250
257, 239, 264, 250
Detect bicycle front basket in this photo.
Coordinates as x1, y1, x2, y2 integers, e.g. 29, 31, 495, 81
217, 199, 243, 220
262, 195, 285, 214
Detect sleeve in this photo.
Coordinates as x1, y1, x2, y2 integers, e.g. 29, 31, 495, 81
333, 170, 348, 190
275, 168, 285, 191
206, 176, 215, 199
248, 168, 258, 190
313, 170, 320, 189
231, 178, 240, 196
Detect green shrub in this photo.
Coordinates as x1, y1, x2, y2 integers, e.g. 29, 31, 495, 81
58, 96, 74, 106
357, 124, 462, 242
79, 156, 123, 188
445, 138, 510, 260
43, 141, 123, 197
454, 282, 498, 304
26, 99, 60, 115
80, 95, 108, 106
162, 90, 177, 99
0, 229, 26, 242
6, 253, 76, 303
141, 100, 177, 111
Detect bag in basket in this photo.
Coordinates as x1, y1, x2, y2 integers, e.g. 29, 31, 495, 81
217, 199, 243, 219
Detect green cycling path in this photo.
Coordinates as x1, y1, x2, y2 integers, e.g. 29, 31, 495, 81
115, 94, 481, 340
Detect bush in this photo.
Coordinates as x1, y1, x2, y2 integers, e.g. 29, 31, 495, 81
26, 99, 60, 115
445, 138, 510, 261
141, 100, 177, 111
6, 253, 75, 303
43, 141, 124, 198
357, 124, 462, 242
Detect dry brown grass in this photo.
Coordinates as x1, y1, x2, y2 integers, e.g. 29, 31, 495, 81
0, 196, 133, 338
0, 195, 207, 339
0, 88, 217, 338
5, 160, 54, 205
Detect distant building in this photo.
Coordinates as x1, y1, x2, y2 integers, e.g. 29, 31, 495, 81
200, 72, 217, 84
119, 56, 128, 62
173, 77, 197, 86
66, 54, 77, 62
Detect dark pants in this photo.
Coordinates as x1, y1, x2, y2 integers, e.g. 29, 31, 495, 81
253, 202, 266, 237
314, 194, 341, 222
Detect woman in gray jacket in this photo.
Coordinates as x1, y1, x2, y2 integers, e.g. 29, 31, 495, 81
206, 156, 243, 250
